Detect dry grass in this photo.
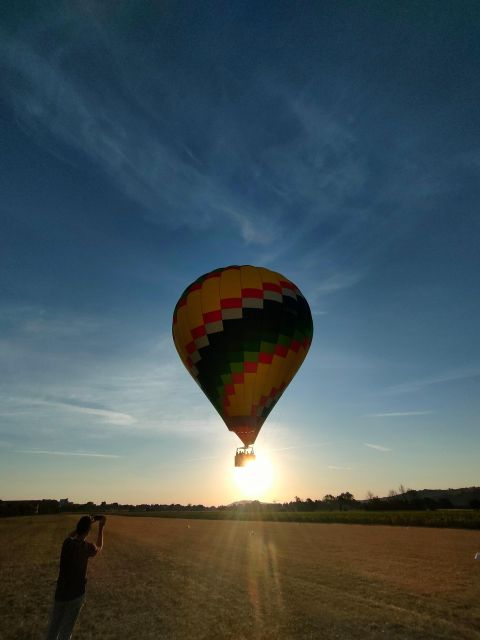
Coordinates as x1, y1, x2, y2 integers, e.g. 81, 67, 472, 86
1, 515, 480, 639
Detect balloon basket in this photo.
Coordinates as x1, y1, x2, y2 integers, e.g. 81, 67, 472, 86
235, 446, 256, 467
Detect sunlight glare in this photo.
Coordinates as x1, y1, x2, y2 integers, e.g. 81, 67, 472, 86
232, 453, 274, 499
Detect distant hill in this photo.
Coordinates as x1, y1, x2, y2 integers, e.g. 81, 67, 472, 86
227, 490, 480, 510
229, 489, 480, 509
228, 500, 276, 508
377, 487, 480, 508
406, 487, 480, 507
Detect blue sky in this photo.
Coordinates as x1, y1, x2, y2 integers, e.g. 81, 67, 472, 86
1, 2, 479, 505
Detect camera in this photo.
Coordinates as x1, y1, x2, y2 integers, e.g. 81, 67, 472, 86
91, 515, 104, 522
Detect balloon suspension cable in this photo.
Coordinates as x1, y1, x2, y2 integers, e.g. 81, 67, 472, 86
234, 445, 256, 467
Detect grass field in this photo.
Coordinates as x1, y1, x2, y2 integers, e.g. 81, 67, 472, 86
114, 508, 480, 529
1, 515, 480, 639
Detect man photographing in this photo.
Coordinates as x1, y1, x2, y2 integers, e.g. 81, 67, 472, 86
46, 515, 106, 640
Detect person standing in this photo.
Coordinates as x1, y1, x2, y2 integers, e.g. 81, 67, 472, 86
46, 514, 106, 640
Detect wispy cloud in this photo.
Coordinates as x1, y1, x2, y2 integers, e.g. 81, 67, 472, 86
0, 34, 280, 245
312, 271, 365, 295
364, 443, 391, 452
182, 455, 221, 463
13, 398, 136, 427
0, 337, 221, 442
304, 269, 365, 316
312, 350, 377, 370
1, 21, 379, 255
327, 465, 352, 471
270, 442, 330, 452
15, 449, 121, 458
382, 366, 480, 396
366, 411, 433, 417
0, 305, 102, 338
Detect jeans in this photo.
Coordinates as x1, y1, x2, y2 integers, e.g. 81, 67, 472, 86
46, 594, 85, 640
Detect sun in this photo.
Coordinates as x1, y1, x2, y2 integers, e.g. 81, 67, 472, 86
232, 452, 274, 499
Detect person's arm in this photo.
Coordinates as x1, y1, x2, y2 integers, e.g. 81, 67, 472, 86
95, 516, 106, 551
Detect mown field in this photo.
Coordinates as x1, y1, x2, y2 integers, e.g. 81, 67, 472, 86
116, 508, 480, 529
1, 515, 480, 640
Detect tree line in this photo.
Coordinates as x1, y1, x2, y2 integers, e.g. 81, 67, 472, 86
2, 487, 480, 518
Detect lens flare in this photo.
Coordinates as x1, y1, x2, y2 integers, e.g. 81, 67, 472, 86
232, 453, 273, 499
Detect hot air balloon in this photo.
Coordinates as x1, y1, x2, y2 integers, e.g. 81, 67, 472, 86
172, 265, 313, 466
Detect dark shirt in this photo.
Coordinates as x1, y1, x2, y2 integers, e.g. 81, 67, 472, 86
54, 537, 97, 601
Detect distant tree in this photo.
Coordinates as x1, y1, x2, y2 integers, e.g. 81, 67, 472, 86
438, 498, 453, 509
322, 494, 336, 511
336, 492, 355, 511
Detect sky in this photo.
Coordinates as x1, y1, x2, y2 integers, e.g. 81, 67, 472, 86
1, 1, 479, 505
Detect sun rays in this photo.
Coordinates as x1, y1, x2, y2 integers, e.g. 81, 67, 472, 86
232, 453, 274, 500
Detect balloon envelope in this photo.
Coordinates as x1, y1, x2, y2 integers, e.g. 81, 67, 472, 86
172, 265, 313, 446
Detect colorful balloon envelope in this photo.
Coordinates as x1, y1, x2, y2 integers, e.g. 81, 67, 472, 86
172, 265, 313, 453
